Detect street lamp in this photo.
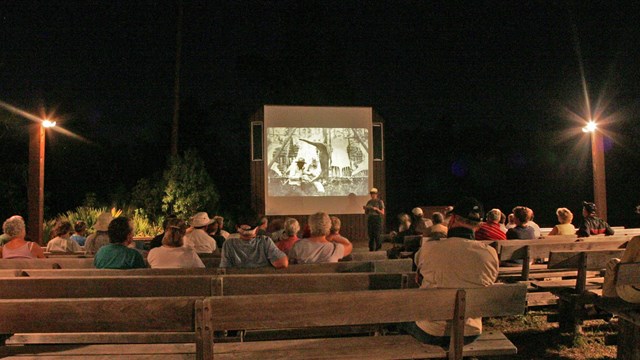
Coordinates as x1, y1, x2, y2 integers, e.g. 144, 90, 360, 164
27, 119, 55, 244
582, 120, 607, 222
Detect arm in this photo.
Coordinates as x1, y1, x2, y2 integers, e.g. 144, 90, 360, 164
547, 226, 558, 236
605, 222, 615, 236
271, 255, 289, 269
330, 235, 353, 257
32, 243, 46, 259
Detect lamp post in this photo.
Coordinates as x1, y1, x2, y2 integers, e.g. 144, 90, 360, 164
582, 120, 607, 221
27, 119, 55, 244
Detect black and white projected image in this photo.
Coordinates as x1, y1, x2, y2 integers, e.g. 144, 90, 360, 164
266, 127, 369, 197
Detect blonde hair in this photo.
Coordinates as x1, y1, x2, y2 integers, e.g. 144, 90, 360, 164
308, 212, 331, 237
556, 208, 573, 224
284, 218, 300, 237
162, 219, 187, 247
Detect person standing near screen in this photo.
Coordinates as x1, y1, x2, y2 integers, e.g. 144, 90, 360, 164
363, 187, 385, 251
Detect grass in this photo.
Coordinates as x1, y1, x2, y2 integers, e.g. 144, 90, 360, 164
483, 310, 618, 359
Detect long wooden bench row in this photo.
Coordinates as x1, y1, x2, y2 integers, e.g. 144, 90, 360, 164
0, 258, 412, 274
0, 284, 528, 360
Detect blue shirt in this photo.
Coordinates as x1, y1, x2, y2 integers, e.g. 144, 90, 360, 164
220, 235, 286, 268
70, 234, 86, 246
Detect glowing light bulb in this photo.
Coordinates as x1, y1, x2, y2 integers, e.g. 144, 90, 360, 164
42, 119, 56, 128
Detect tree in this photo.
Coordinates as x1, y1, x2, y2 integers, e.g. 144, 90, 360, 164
162, 149, 218, 219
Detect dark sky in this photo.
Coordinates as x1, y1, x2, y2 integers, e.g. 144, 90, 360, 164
2, 1, 640, 227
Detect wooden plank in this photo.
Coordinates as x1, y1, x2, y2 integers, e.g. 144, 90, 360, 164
0, 297, 199, 333
207, 285, 526, 331
222, 260, 376, 274
347, 250, 387, 261
526, 291, 557, 306
0, 258, 95, 269
5, 332, 195, 345
498, 238, 629, 261
531, 277, 604, 290
548, 250, 625, 269
0, 343, 195, 358
0, 269, 21, 277
616, 262, 640, 286
22, 268, 221, 277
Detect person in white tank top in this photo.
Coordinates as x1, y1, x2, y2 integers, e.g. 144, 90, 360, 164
0, 215, 45, 259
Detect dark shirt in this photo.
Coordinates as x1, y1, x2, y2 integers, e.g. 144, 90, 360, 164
149, 233, 165, 250
506, 225, 536, 240
447, 227, 475, 240
577, 216, 614, 237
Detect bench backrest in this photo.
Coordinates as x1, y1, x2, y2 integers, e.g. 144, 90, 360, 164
548, 250, 626, 270
222, 259, 413, 274
616, 262, 640, 286
347, 250, 388, 261
207, 284, 527, 331
0, 273, 416, 299
0, 258, 95, 269
497, 237, 630, 261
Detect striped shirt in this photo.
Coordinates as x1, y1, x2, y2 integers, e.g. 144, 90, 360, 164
475, 222, 507, 240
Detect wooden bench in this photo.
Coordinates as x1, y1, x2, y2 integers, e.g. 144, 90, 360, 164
0, 258, 95, 269
344, 250, 388, 261
208, 284, 528, 360
595, 262, 640, 360
537, 249, 625, 338
0, 296, 209, 359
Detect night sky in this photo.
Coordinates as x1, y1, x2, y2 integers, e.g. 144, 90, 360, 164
2, 1, 640, 227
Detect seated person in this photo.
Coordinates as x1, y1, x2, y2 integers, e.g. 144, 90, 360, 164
275, 217, 300, 255
577, 201, 614, 237
184, 212, 217, 253
85, 212, 113, 254
149, 214, 178, 250
70, 221, 88, 246
0, 215, 45, 259
425, 212, 448, 239
46, 220, 83, 253
94, 216, 146, 269
506, 206, 536, 240
220, 217, 288, 269
603, 235, 640, 303
147, 218, 205, 269
475, 209, 506, 240
547, 207, 576, 236
289, 212, 353, 264
526, 207, 542, 238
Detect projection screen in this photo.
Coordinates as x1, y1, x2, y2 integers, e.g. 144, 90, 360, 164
264, 105, 373, 215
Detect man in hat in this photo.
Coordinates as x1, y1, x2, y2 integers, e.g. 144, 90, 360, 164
577, 201, 614, 237
220, 217, 288, 269
410, 207, 433, 235
85, 212, 113, 254
184, 212, 217, 253
363, 187, 385, 251
405, 197, 499, 346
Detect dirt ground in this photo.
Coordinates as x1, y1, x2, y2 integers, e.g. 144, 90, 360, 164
482, 310, 618, 359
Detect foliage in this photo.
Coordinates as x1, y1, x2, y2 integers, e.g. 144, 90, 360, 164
130, 208, 162, 237
162, 149, 219, 219
130, 176, 166, 222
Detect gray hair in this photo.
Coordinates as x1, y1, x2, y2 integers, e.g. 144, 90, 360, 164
284, 218, 300, 237
486, 209, 502, 222
330, 216, 341, 234
308, 212, 331, 237
2, 215, 26, 238
431, 212, 444, 224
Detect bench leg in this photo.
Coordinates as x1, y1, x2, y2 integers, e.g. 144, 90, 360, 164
557, 298, 583, 340
617, 318, 640, 360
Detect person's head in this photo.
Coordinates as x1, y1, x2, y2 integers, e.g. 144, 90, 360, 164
94, 212, 113, 232
162, 218, 187, 247
329, 216, 341, 234
284, 217, 300, 237
485, 209, 502, 224
398, 213, 411, 227
2, 215, 26, 238
108, 216, 134, 244
582, 201, 597, 217
296, 158, 306, 170
53, 220, 73, 238
526, 207, 535, 221
259, 216, 269, 230
190, 212, 214, 229
431, 212, 444, 225
411, 207, 424, 219
236, 216, 261, 240
448, 197, 484, 230
162, 214, 178, 231
556, 207, 574, 225
500, 211, 507, 225
308, 212, 331, 237
507, 213, 515, 224
369, 187, 378, 199
74, 221, 87, 235
512, 206, 529, 225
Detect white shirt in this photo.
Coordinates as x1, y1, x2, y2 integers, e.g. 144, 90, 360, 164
147, 246, 205, 268
46, 236, 82, 253
183, 229, 217, 253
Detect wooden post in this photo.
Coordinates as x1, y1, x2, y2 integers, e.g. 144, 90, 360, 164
449, 289, 466, 360
27, 123, 45, 244
591, 131, 607, 222
521, 246, 531, 282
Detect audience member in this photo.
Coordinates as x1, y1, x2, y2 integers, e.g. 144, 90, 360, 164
0, 215, 45, 259
363, 187, 385, 251
268, 218, 286, 243
425, 212, 448, 239
210, 216, 230, 239
577, 201, 614, 237
506, 213, 516, 229
70, 221, 87, 246
406, 197, 498, 346
147, 218, 205, 268
526, 207, 541, 238
149, 214, 178, 250
85, 212, 113, 254
475, 209, 507, 240
398, 213, 411, 232
410, 207, 433, 235
94, 216, 146, 269
256, 216, 269, 236
184, 212, 217, 253
220, 217, 288, 269
289, 212, 353, 263
603, 235, 640, 303
499, 211, 508, 233
506, 206, 536, 240
275, 217, 300, 255
46, 220, 83, 253
547, 208, 576, 236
